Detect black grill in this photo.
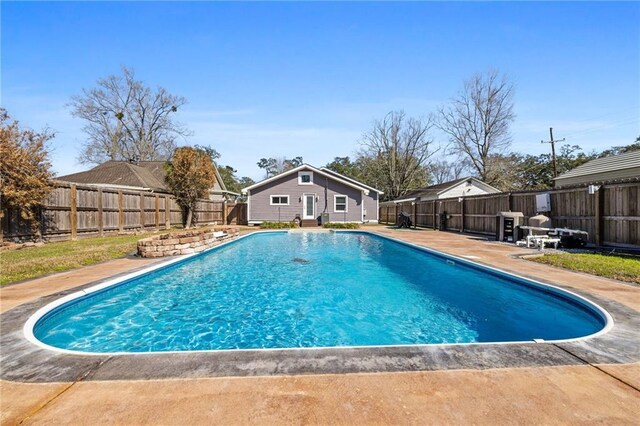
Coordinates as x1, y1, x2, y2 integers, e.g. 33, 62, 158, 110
397, 212, 413, 228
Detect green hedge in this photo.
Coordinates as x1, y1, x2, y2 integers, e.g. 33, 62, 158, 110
260, 221, 299, 229
322, 222, 360, 229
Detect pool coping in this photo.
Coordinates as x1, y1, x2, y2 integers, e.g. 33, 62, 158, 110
1, 230, 639, 383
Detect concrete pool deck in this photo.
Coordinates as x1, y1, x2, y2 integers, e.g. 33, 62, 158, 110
1, 227, 639, 424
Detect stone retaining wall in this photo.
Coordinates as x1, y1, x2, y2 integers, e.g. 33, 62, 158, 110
137, 227, 240, 258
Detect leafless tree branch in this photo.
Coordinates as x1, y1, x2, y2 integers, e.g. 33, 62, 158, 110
437, 70, 515, 185
69, 67, 191, 164
358, 111, 437, 200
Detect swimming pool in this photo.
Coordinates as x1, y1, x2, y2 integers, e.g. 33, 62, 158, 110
29, 231, 608, 353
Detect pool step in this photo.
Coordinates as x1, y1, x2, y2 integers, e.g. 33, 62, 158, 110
301, 219, 320, 227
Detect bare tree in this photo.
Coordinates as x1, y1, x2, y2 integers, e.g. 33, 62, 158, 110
428, 157, 468, 184
70, 67, 190, 164
358, 111, 436, 200
438, 70, 515, 185
257, 156, 303, 178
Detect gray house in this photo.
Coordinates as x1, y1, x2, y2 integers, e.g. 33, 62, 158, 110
242, 164, 383, 226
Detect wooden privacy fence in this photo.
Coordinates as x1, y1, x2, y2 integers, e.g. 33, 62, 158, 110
226, 202, 248, 226
1, 182, 247, 242
380, 182, 640, 248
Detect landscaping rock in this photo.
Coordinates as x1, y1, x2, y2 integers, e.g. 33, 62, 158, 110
136, 227, 240, 258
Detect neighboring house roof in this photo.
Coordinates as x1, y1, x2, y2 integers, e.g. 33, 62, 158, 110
392, 177, 500, 203
57, 161, 168, 191
212, 167, 233, 195
242, 164, 375, 195
320, 168, 384, 194
57, 160, 234, 195
554, 151, 640, 187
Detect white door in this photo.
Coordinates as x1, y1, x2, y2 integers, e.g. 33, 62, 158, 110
303, 194, 315, 219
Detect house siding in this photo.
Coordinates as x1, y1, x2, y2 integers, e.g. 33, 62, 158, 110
362, 191, 378, 222
209, 179, 226, 202
437, 181, 498, 199
319, 169, 380, 222
248, 172, 365, 223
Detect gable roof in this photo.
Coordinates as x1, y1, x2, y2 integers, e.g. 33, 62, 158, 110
554, 151, 640, 183
320, 168, 383, 194
57, 161, 168, 191
242, 164, 372, 195
393, 177, 500, 202
57, 160, 232, 194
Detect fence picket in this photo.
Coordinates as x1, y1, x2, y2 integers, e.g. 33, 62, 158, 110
379, 182, 640, 247
2, 183, 245, 242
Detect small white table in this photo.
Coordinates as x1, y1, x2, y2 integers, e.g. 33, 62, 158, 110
518, 226, 589, 249
521, 235, 561, 249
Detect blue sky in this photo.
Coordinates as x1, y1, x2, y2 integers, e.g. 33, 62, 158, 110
2, 1, 639, 180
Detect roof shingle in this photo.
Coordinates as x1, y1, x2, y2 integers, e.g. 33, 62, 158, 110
56, 161, 168, 191
554, 151, 640, 180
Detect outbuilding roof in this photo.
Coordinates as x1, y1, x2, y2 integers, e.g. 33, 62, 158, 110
554, 151, 640, 185
392, 177, 499, 203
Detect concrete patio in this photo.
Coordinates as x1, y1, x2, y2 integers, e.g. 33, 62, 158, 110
1, 227, 639, 425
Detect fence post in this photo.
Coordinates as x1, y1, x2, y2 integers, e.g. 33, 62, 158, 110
37, 206, 44, 241
223, 201, 229, 225
595, 185, 605, 246
118, 191, 124, 233
460, 198, 465, 233
165, 195, 171, 229
413, 203, 417, 229
97, 188, 103, 237
139, 193, 145, 231
432, 201, 437, 230
155, 195, 160, 230
6, 207, 12, 237
70, 184, 78, 240
507, 193, 513, 212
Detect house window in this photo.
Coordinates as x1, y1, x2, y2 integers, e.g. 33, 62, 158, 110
334, 195, 348, 212
298, 172, 313, 185
270, 195, 289, 205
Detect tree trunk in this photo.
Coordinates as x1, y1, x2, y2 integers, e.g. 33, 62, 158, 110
185, 208, 193, 229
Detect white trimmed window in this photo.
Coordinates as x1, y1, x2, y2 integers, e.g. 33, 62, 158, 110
334, 195, 348, 212
298, 171, 313, 185
270, 195, 289, 205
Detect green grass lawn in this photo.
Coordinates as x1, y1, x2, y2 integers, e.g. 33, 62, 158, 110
530, 252, 640, 285
0, 233, 160, 286
0, 226, 256, 286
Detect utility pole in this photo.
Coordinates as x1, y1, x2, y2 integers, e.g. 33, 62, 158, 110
541, 127, 565, 178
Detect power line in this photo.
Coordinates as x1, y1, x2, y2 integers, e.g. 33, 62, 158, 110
560, 107, 639, 131
563, 117, 639, 139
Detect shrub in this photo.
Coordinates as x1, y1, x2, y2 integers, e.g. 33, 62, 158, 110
0, 108, 55, 237
165, 147, 216, 229
260, 221, 299, 229
322, 222, 360, 229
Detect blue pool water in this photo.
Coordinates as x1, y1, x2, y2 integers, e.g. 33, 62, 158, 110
33, 232, 606, 352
